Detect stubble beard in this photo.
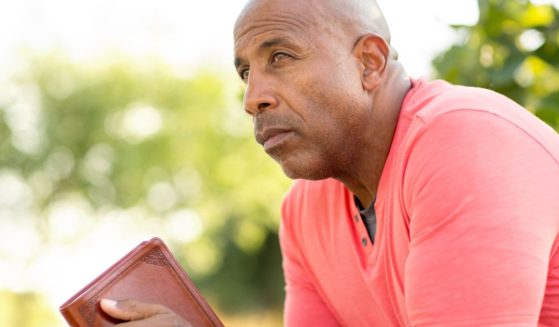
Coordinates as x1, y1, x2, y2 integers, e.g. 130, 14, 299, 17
272, 143, 338, 181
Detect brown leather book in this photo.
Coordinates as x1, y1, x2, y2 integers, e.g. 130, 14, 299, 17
59, 237, 224, 327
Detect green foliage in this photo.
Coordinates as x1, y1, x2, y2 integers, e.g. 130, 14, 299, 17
433, 0, 559, 130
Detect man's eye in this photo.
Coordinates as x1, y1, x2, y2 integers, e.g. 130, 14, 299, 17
272, 52, 291, 63
241, 69, 250, 81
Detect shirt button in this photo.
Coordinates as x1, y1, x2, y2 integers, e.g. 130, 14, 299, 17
361, 237, 368, 247
354, 214, 359, 223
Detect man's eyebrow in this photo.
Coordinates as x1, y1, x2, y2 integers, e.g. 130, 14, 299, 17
260, 37, 293, 50
235, 37, 297, 70
234, 57, 243, 70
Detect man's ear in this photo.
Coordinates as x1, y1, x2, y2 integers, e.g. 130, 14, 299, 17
353, 34, 389, 91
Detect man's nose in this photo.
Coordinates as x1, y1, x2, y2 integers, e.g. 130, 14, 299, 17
243, 72, 278, 116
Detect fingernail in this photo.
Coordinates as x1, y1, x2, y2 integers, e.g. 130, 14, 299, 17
101, 298, 118, 308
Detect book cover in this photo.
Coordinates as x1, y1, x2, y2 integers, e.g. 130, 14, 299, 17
59, 237, 224, 327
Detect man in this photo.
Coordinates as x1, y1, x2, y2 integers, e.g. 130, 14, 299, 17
101, 0, 559, 325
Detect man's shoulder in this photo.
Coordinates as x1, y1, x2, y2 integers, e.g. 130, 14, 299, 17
402, 79, 559, 153
405, 78, 527, 123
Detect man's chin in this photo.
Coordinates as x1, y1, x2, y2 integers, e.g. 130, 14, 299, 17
279, 161, 331, 181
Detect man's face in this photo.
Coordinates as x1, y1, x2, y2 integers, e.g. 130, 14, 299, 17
234, 0, 369, 180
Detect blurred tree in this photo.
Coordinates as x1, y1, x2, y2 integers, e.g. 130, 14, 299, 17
0, 53, 290, 326
433, 0, 559, 131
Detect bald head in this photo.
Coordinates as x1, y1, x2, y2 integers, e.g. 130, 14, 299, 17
235, 0, 392, 47
338, 0, 391, 42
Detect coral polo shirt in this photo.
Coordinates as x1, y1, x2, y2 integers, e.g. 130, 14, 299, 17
280, 79, 559, 326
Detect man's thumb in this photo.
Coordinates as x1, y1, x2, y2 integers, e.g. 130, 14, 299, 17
100, 298, 167, 321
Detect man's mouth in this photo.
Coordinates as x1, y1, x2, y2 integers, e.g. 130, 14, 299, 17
256, 128, 294, 151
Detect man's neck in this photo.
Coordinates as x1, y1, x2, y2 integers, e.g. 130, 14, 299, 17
339, 61, 411, 207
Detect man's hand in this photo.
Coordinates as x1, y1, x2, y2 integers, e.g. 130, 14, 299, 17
100, 298, 193, 327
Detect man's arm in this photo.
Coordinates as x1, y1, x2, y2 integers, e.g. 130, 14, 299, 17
403, 110, 559, 325
280, 192, 341, 327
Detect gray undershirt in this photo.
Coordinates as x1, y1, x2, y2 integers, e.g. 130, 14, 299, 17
354, 196, 377, 244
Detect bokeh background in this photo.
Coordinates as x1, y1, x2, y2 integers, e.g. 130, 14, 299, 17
0, 0, 557, 326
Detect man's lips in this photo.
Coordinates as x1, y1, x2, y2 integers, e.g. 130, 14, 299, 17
255, 127, 294, 151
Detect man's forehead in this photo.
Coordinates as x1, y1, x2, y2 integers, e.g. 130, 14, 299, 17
234, 18, 312, 53
234, 0, 318, 42
233, 1, 322, 64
